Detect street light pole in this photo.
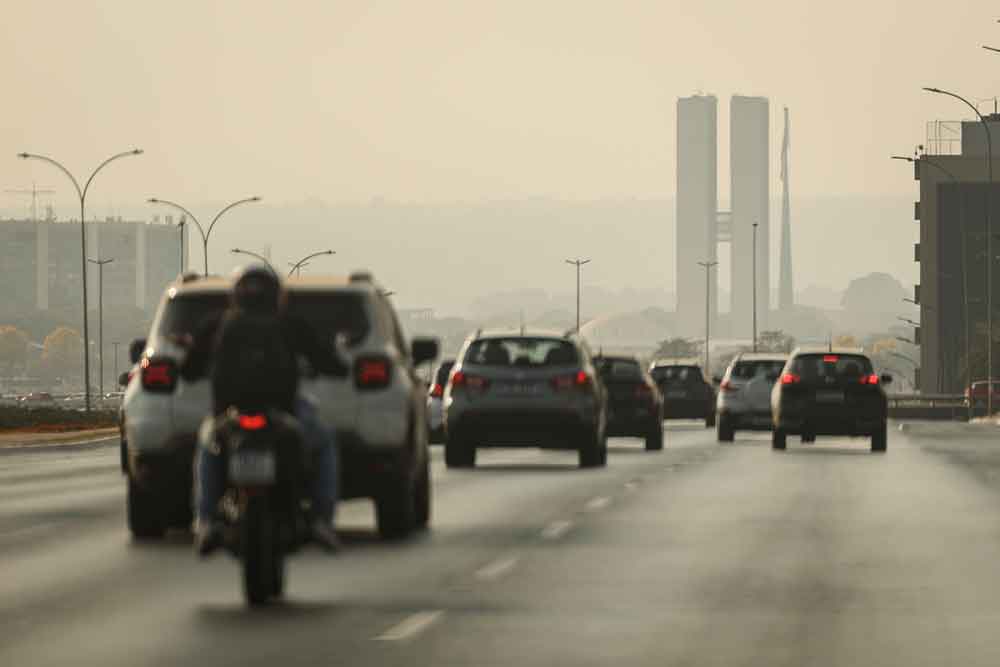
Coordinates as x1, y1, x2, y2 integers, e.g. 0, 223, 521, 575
17, 148, 143, 412
230, 248, 277, 275
112, 341, 121, 388
87, 258, 113, 397
698, 261, 718, 375
177, 218, 186, 274
148, 196, 261, 276
752, 222, 759, 352
288, 250, 335, 277
565, 258, 591, 335
923, 87, 993, 414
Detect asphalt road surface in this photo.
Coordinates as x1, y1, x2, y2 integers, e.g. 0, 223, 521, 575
4, 422, 1000, 666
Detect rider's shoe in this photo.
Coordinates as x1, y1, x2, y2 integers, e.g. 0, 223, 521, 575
194, 519, 225, 557
310, 518, 341, 553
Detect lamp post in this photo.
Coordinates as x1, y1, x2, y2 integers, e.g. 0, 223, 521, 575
566, 258, 591, 335
230, 248, 277, 274
87, 258, 113, 396
177, 217, 186, 274
148, 196, 261, 276
288, 250, 335, 277
698, 261, 718, 376
17, 148, 143, 411
112, 341, 121, 388
752, 222, 759, 352
923, 87, 994, 414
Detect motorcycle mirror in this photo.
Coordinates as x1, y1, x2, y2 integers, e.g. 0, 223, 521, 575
118, 372, 130, 387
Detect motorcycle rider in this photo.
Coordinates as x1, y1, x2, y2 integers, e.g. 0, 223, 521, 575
180, 263, 347, 555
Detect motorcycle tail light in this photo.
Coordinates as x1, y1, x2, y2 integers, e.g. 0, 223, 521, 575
239, 414, 268, 430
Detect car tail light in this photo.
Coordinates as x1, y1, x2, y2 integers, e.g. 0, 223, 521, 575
859, 374, 880, 385
552, 371, 591, 391
823, 355, 839, 363
780, 373, 801, 385
239, 414, 268, 431
355, 357, 391, 390
720, 379, 736, 392
451, 371, 489, 391
429, 383, 444, 398
140, 357, 176, 393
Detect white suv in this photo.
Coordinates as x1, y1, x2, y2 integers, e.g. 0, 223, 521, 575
120, 272, 438, 539
715, 352, 788, 442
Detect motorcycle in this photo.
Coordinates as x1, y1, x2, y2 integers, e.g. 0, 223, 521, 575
213, 407, 310, 605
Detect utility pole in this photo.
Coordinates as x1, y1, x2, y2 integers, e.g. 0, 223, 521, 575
88, 258, 114, 397
752, 221, 759, 352
5, 183, 55, 222
565, 258, 591, 335
698, 261, 718, 375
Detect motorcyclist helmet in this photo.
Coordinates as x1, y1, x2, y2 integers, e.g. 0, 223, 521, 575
232, 263, 282, 314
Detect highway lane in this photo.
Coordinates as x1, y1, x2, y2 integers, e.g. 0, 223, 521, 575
4, 423, 1000, 665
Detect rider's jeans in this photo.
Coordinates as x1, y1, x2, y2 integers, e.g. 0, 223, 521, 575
195, 395, 338, 523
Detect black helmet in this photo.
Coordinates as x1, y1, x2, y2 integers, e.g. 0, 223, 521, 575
232, 263, 281, 314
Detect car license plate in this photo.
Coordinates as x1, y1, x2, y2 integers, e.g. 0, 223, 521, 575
815, 390, 844, 404
499, 382, 540, 395
228, 450, 276, 485
667, 391, 686, 399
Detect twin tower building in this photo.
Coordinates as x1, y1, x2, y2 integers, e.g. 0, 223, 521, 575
676, 94, 794, 340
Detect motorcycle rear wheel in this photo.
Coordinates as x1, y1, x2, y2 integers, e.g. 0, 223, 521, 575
242, 494, 285, 605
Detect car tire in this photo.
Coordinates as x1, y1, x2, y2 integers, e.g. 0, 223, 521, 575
127, 475, 167, 539
413, 456, 431, 529
772, 428, 787, 451
871, 422, 888, 453
376, 471, 417, 540
645, 424, 664, 451
717, 415, 735, 443
444, 434, 476, 468
705, 411, 716, 428
579, 428, 606, 468
801, 433, 816, 444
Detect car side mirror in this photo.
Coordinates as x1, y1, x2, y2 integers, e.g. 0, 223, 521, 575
411, 337, 439, 366
881, 373, 894, 385
129, 338, 147, 364
118, 372, 130, 387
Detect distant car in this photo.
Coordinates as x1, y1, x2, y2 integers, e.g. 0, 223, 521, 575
649, 360, 715, 427
594, 355, 664, 450
771, 348, 891, 452
426, 359, 455, 444
19, 392, 55, 408
444, 330, 607, 468
964, 381, 1000, 415
715, 353, 788, 442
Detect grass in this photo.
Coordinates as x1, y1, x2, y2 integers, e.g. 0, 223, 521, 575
0, 406, 117, 433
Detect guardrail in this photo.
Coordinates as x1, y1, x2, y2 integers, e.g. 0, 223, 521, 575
887, 394, 969, 421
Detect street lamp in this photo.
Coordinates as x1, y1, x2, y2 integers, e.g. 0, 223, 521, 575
87, 257, 113, 396
230, 248, 277, 274
17, 148, 143, 411
923, 86, 994, 415
751, 222, 760, 352
698, 260, 718, 375
177, 217, 186, 275
566, 258, 591, 335
288, 250, 335, 277
112, 341, 121, 387
148, 196, 261, 276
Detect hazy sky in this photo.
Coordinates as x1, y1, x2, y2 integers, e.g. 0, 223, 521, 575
4, 0, 999, 210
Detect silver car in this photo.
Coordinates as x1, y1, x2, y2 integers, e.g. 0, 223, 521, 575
426, 359, 455, 444
443, 331, 607, 468
716, 352, 788, 442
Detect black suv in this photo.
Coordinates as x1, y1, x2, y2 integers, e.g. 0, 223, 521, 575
649, 360, 716, 427
771, 348, 891, 452
594, 355, 664, 450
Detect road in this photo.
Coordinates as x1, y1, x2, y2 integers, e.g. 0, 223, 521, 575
3, 422, 1000, 665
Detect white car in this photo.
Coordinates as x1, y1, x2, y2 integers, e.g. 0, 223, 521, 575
426, 359, 454, 443
715, 352, 788, 442
120, 271, 438, 539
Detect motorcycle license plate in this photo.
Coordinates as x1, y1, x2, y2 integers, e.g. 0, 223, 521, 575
228, 450, 276, 485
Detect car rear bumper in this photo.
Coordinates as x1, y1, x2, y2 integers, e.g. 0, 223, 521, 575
663, 398, 711, 419
776, 411, 884, 436
719, 409, 774, 431
448, 409, 596, 449
606, 405, 658, 436
337, 430, 415, 500
128, 434, 197, 495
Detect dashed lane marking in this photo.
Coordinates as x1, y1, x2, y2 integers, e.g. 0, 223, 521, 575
374, 610, 445, 641
584, 496, 612, 512
475, 554, 520, 581
540, 519, 574, 540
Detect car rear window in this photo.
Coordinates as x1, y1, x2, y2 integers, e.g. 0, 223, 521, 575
791, 354, 874, 381
285, 292, 370, 347
435, 361, 455, 385
597, 358, 642, 379
464, 337, 579, 367
652, 366, 703, 383
731, 360, 786, 380
155, 293, 229, 337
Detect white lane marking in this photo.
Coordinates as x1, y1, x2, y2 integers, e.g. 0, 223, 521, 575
374, 610, 445, 641
624, 479, 641, 492
584, 496, 612, 512
475, 554, 520, 581
541, 519, 573, 540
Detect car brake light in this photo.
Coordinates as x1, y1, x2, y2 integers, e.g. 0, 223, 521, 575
239, 414, 268, 430
451, 371, 488, 391
429, 383, 444, 398
780, 373, 800, 385
355, 357, 391, 390
552, 371, 591, 391
860, 374, 879, 385
140, 357, 176, 392
823, 355, 839, 363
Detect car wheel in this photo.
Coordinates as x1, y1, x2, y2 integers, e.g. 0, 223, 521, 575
772, 428, 787, 451
871, 422, 888, 453
801, 433, 816, 444
645, 424, 664, 451
376, 471, 417, 540
413, 456, 431, 528
444, 434, 476, 468
705, 411, 716, 428
717, 415, 734, 443
127, 475, 166, 539
579, 428, 605, 468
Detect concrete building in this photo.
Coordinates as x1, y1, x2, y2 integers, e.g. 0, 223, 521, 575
675, 95, 718, 337
911, 115, 1000, 393
729, 95, 770, 340
0, 217, 184, 319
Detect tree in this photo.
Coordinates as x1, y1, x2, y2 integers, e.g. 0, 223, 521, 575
0, 326, 29, 372
42, 327, 83, 379
757, 330, 795, 353
653, 337, 699, 359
